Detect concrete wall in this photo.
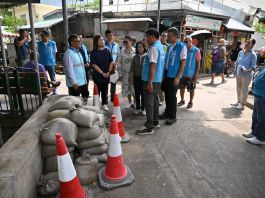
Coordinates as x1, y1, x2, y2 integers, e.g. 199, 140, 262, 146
0, 96, 61, 198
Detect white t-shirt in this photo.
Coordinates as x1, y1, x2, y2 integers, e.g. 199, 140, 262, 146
148, 46, 159, 64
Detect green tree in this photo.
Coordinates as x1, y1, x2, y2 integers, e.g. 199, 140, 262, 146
0, 8, 25, 33
254, 21, 265, 36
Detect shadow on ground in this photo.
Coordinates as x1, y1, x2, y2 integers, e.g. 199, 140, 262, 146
91, 97, 265, 198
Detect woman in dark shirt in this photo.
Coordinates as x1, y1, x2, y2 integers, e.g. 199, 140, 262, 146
90, 35, 113, 111
130, 41, 147, 116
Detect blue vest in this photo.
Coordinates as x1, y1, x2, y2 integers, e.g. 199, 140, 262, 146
64, 48, 87, 87
105, 41, 120, 62
80, 44, 89, 64
38, 40, 56, 66
142, 41, 165, 83
165, 40, 185, 78
183, 45, 199, 78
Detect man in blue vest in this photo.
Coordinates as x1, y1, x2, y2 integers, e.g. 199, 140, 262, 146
178, 36, 201, 109
37, 30, 57, 83
160, 27, 187, 125
136, 28, 165, 135
105, 29, 120, 102
64, 34, 88, 102
243, 65, 265, 145
79, 35, 91, 98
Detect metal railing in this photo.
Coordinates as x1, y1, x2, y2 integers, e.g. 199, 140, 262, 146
0, 66, 42, 116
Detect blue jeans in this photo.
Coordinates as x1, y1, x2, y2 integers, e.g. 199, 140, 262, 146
252, 96, 265, 141
44, 65, 56, 82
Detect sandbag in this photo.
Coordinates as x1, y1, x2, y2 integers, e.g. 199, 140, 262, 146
68, 108, 99, 127
77, 132, 106, 150
41, 118, 78, 146
98, 113, 105, 126
79, 144, 108, 155
82, 105, 103, 114
92, 153, 107, 163
44, 152, 73, 174
47, 110, 69, 122
74, 154, 98, 185
37, 172, 59, 196
77, 125, 103, 142
42, 144, 75, 158
48, 96, 83, 112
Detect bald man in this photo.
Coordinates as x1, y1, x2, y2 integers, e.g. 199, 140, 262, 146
178, 36, 201, 109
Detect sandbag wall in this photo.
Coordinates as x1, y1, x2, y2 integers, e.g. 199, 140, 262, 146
38, 96, 108, 197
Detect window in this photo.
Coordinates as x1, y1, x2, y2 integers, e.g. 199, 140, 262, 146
109, 0, 113, 4
124, 0, 129, 2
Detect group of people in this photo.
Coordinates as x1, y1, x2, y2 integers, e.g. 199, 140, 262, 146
13, 27, 265, 143
62, 27, 201, 135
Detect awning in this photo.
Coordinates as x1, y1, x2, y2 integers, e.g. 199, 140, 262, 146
186, 15, 222, 31
223, 18, 255, 33
102, 18, 153, 23
20, 17, 64, 29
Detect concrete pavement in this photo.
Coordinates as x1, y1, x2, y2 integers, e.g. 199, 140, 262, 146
57, 75, 265, 198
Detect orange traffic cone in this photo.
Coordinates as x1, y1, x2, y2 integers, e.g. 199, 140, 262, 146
98, 115, 134, 190
56, 133, 86, 198
113, 94, 130, 143
93, 84, 101, 108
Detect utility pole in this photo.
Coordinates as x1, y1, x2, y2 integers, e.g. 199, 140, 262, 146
157, 0, 161, 31
99, 0, 103, 34
62, 0, 69, 50
210, 0, 214, 13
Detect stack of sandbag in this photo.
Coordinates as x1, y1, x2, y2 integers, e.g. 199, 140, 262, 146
40, 118, 78, 174
37, 172, 59, 198
74, 154, 98, 185
68, 106, 108, 163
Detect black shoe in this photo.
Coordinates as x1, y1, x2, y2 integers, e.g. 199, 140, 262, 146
165, 118, 177, 125
242, 132, 254, 138
144, 122, 160, 129
159, 113, 168, 120
135, 127, 154, 135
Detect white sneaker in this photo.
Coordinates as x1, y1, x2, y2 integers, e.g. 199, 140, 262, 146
102, 105, 109, 111
231, 102, 240, 107
141, 110, 146, 116
236, 104, 244, 110
210, 80, 214, 85
134, 109, 140, 115
126, 103, 132, 109
247, 136, 265, 145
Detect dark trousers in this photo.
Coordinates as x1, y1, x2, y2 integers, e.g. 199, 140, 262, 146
44, 65, 56, 82
134, 76, 144, 111
68, 84, 89, 98
110, 82, 116, 102
95, 82, 109, 105
162, 77, 178, 119
144, 82, 160, 129
85, 68, 90, 97
252, 96, 265, 141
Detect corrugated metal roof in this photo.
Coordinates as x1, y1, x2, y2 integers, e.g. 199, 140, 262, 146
102, 17, 153, 23
223, 18, 255, 33
20, 17, 63, 29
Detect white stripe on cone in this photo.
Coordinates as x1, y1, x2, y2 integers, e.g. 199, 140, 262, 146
108, 134, 122, 157
57, 152, 77, 182
113, 106, 122, 122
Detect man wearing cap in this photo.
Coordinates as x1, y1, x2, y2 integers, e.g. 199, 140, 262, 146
210, 38, 227, 85
37, 30, 57, 83
178, 36, 201, 109
231, 39, 257, 110
14, 29, 30, 67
